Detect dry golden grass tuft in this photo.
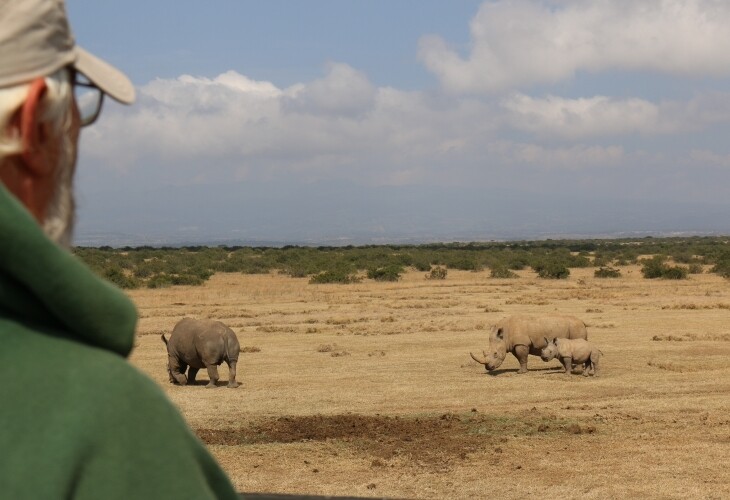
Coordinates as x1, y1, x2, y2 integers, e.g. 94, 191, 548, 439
127, 267, 730, 499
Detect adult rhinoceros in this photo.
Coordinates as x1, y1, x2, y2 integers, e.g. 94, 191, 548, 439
470, 314, 588, 374
161, 318, 240, 388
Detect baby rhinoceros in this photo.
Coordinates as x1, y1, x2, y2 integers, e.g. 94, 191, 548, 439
161, 318, 240, 388
541, 337, 602, 377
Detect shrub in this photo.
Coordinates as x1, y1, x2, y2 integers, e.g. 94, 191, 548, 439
412, 259, 432, 272
490, 266, 518, 279
443, 256, 482, 271
534, 261, 570, 279
641, 256, 688, 280
641, 256, 667, 279
426, 266, 447, 280
594, 266, 621, 278
687, 263, 704, 274
104, 266, 140, 289
711, 253, 730, 278
146, 274, 174, 288
367, 265, 403, 282
661, 266, 688, 280
170, 274, 205, 286
309, 270, 361, 284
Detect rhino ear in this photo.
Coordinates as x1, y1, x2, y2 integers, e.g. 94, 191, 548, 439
496, 328, 504, 340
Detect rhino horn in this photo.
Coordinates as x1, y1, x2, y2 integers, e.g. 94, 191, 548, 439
470, 351, 487, 365
161, 333, 168, 346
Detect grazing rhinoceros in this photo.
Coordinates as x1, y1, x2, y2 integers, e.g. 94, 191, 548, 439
161, 318, 240, 388
470, 314, 588, 374
541, 337, 602, 376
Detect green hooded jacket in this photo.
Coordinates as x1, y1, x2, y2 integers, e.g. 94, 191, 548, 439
0, 184, 239, 499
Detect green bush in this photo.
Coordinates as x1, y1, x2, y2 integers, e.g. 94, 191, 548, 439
104, 266, 140, 289
594, 266, 621, 278
534, 261, 570, 279
426, 266, 447, 280
309, 270, 361, 284
641, 256, 688, 279
442, 255, 482, 271
146, 274, 174, 288
170, 274, 205, 286
711, 253, 730, 278
640, 256, 667, 279
412, 259, 432, 272
661, 266, 688, 280
490, 266, 518, 279
367, 265, 403, 282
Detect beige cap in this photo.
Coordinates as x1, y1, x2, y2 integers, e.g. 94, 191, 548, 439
0, 0, 135, 103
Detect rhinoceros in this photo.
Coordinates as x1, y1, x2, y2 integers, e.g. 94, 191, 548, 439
470, 314, 588, 374
161, 318, 240, 388
541, 337, 602, 376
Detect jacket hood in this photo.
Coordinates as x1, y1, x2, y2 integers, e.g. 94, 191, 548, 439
0, 184, 136, 357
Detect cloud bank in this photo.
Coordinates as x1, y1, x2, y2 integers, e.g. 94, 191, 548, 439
77, 0, 730, 243
419, 0, 730, 93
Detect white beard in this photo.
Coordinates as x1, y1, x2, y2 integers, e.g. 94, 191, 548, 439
42, 131, 76, 249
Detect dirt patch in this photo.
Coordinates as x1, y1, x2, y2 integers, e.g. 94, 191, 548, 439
240, 346, 261, 353
647, 360, 699, 373
652, 333, 730, 342
196, 412, 594, 468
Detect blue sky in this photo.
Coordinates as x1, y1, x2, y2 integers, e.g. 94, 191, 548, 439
67, 1, 730, 245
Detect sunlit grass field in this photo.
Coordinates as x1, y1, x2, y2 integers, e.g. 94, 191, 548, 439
128, 265, 730, 499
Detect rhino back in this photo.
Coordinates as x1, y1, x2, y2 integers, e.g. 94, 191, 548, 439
169, 318, 228, 367
190, 320, 242, 365
500, 314, 585, 349
556, 338, 592, 362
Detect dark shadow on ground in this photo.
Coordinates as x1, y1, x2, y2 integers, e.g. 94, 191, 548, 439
484, 366, 564, 376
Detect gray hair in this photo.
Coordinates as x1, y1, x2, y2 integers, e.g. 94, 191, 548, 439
0, 68, 77, 247
0, 67, 74, 157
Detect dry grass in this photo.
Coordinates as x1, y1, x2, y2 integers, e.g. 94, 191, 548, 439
127, 266, 730, 499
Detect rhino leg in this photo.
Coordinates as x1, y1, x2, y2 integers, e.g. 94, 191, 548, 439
172, 370, 188, 385
205, 364, 220, 388
170, 361, 188, 385
560, 356, 572, 374
513, 345, 529, 374
188, 367, 199, 385
591, 353, 601, 377
227, 360, 239, 388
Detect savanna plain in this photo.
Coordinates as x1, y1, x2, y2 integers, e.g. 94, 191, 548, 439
127, 264, 730, 499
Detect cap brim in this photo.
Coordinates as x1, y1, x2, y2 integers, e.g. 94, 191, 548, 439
74, 46, 135, 104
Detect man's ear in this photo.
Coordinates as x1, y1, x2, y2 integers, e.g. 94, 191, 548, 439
20, 77, 53, 177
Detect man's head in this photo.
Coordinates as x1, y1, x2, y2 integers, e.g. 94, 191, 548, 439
0, 0, 134, 247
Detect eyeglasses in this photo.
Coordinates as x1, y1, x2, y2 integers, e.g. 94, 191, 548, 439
73, 73, 104, 127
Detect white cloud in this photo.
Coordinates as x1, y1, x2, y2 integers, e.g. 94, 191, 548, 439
82, 67, 498, 183
283, 63, 376, 117
79, 64, 730, 191
419, 0, 730, 93
502, 92, 730, 138
503, 94, 664, 138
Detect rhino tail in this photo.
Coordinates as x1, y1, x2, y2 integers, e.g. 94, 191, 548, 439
224, 332, 239, 361
161, 333, 168, 346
